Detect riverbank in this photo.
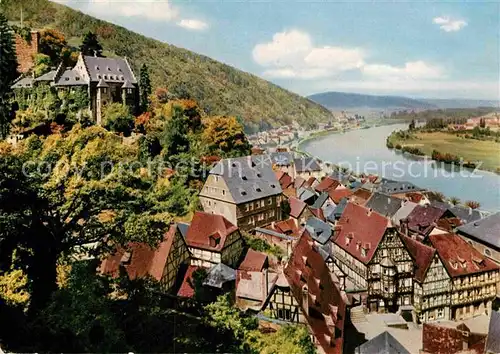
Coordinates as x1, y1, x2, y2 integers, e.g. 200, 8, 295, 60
386, 130, 500, 174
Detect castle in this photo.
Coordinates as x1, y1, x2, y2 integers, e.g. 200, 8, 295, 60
11, 52, 139, 125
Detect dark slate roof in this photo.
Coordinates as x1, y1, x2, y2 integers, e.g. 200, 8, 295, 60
305, 217, 332, 245
83, 55, 137, 83
457, 212, 500, 250
355, 331, 410, 354
377, 179, 423, 195
269, 152, 293, 166
34, 70, 56, 82
55, 69, 86, 86
12, 77, 34, 89
486, 311, 500, 353
365, 192, 403, 218
96, 78, 109, 88
324, 204, 336, 222
332, 198, 348, 220
294, 157, 321, 173
206, 156, 282, 204
449, 205, 483, 224
203, 263, 236, 288
122, 80, 135, 89
177, 222, 190, 238
311, 192, 329, 209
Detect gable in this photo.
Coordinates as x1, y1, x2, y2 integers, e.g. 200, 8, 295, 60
422, 254, 450, 284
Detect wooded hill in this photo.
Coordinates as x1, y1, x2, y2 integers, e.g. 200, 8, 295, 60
2, 0, 332, 132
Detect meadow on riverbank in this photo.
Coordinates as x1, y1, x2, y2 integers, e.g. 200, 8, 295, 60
387, 131, 500, 173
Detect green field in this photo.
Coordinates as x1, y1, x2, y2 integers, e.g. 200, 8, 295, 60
389, 131, 500, 172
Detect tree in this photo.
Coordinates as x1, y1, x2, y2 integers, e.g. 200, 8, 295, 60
39, 29, 67, 64
202, 116, 251, 158
0, 13, 18, 138
139, 64, 152, 113
102, 103, 135, 136
464, 200, 481, 209
0, 126, 171, 314
449, 196, 461, 205
80, 31, 103, 57
32, 54, 51, 77
162, 105, 190, 158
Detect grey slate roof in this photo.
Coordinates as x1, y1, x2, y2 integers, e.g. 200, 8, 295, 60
365, 192, 404, 218
294, 157, 321, 173
203, 263, 236, 288
323, 204, 336, 222
297, 186, 317, 203
391, 201, 418, 226
457, 212, 500, 250
311, 192, 329, 209
269, 152, 293, 166
486, 311, 500, 354
122, 80, 135, 89
305, 217, 332, 245
12, 77, 34, 89
55, 69, 86, 86
332, 198, 348, 220
97, 78, 109, 88
206, 156, 282, 204
83, 55, 137, 83
355, 331, 410, 354
377, 179, 423, 195
34, 70, 56, 82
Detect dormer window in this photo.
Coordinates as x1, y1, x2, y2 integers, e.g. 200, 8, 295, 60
242, 176, 248, 181
120, 251, 131, 264
107, 67, 111, 71
95, 66, 100, 71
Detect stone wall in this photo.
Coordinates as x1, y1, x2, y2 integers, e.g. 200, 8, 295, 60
15, 31, 40, 73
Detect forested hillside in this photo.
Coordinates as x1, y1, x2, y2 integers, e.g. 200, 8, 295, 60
2, 0, 331, 131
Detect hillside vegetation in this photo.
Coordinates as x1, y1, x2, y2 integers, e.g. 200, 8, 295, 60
3, 0, 331, 131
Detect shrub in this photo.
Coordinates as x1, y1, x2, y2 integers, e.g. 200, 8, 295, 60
395, 144, 402, 150
102, 103, 134, 136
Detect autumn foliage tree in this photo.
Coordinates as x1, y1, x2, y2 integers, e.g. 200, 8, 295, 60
202, 116, 251, 158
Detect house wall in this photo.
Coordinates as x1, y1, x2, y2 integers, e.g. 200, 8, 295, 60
333, 243, 368, 291
458, 233, 500, 266
221, 231, 244, 267
254, 230, 294, 258
189, 248, 221, 268
416, 255, 451, 322
263, 285, 304, 323
161, 230, 191, 291
367, 231, 414, 312
15, 32, 40, 73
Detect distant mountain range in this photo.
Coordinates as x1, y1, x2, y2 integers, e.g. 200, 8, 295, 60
308, 91, 499, 111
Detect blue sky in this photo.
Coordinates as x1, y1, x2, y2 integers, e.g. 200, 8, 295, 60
56, 0, 499, 100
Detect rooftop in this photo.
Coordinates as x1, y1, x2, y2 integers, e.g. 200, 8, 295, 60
365, 192, 404, 218
185, 212, 239, 252
355, 331, 410, 354
328, 188, 353, 204
457, 212, 500, 250
400, 235, 435, 283
239, 249, 268, 272
294, 157, 322, 173
315, 176, 341, 193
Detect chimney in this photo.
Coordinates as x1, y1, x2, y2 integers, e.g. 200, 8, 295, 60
302, 285, 309, 316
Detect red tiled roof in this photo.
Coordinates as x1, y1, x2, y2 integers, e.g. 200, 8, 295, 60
428, 233, 500, 278
277, 172, 294, 189
334, 203, 389, 264
283, 186, 297, 198
315, 177, 340, 193
304, 176, 317, 187
294, 176, 307, 189
406, 192, 424, 203
239, 249, 268, 272
185, 211, 238, 252
328, 188, 354, 204
422, 323, 487, 354
274, 170, 285, 181
100, 224, 177, 281
284, 231, 346, 354
400, 235, 435, 283
310, 207, 326, 221
351, 188, 372, 205
289, 196, 308, 218
177, 265, 200, 298
436, 217, 462, 232
406, 205, 452, 236
271, 219, 301, 235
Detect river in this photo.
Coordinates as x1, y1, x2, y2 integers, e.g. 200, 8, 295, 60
301, 124, 500, 212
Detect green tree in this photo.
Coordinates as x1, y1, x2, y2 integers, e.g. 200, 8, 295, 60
102, 103, 134, 136
0, 126, 170, 313
39, 29, 67, 64
449, 196, 461, 205
139, 63, 152, 113
162, 105, 190, 158
0, 13, 18, 138
32, 54, 51, 77
202, 116, 251, 157
80, 31, 103, 57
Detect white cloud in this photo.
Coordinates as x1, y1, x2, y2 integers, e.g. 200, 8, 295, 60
178, 19, 209, 31
87, 0, 179, 21
56, 0, 209, 30
252, 30, 365, 79
362, 61, 443, 80
433, 16, 467, 32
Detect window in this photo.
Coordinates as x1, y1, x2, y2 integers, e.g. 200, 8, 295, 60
485, 249, 492, 257
222, 190, 226, 196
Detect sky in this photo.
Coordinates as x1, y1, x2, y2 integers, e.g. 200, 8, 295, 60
54, 0, 499, 100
